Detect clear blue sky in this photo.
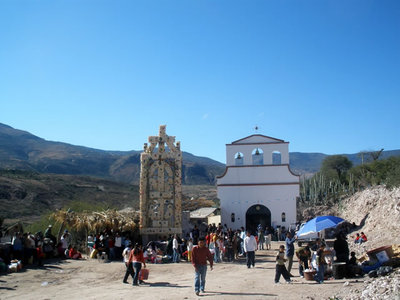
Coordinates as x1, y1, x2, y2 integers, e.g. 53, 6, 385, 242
1, 1, 399, 163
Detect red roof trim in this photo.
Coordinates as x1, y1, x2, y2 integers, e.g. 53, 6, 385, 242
231, 134, 285, 144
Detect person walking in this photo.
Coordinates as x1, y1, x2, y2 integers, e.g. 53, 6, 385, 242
275, 245, 292, 284
244, 231, 257, 268
285, 232, 296, 275
191, 237, 213, 296
128, 244, 146, 286
122, 243, 134, 284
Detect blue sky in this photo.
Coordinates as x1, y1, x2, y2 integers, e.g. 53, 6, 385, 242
1, 0, 399, 163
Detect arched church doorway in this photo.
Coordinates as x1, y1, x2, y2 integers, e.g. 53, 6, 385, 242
246, 204, 271, 234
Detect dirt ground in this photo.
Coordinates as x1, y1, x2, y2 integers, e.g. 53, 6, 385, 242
0, 242, 364, 300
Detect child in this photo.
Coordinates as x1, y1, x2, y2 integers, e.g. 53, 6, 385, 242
315, 243, 326, 283
275, 245, 291, 284
360, 232, 368, 243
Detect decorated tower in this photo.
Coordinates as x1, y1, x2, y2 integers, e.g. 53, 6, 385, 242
139, 125, 182, 241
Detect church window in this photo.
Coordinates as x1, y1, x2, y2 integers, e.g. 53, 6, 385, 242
235, 152, 244, 166
281, 212, 286, 222
231, 213, 235, 222
252, 148, 263, 165
273, 151, 281, 165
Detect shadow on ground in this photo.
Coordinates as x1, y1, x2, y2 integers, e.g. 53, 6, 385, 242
202, 290, 277, 297
149, 281, 191, 288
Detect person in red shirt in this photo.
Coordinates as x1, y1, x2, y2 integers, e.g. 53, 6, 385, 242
191, 237, 213, 296
354, 233, 361, 244
205, 232, 211, 247
360, 232, 368, 243
68, 246, 82, 259
128, 244, 146, 286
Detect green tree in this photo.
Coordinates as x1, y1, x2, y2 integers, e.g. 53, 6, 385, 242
386, 156, 400, 188
348, 156, 400, 189
320, 155, 353, 182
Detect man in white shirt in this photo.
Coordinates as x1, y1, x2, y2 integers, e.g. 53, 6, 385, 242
173, 234, 180, 263
122, 243, 133, 283
114, 232, 123, 260
244, 231, 257, 268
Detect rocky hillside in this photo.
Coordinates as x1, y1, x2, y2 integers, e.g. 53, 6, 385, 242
336, 188, 400, 300
0, 123, 225, 185
0, 169, 220, 227
339, 186, 400, 253
302, 186, 400, 250
2, 123, 399, 183
0, 170, 139, 224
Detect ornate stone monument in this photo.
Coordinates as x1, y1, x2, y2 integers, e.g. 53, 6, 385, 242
139, 125, 182, 241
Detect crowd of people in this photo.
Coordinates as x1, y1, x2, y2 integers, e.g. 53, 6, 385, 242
146, 223, 293, 266
1, 220, 370, 296
0, 225, 85, 270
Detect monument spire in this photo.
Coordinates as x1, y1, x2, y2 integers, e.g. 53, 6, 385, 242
139, 125, 182, 242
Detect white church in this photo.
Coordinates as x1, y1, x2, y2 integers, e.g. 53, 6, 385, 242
217, 134, 300, 233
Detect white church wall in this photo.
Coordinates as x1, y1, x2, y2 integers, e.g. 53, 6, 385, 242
218, 184, 298, 230
218, 165, 298, 185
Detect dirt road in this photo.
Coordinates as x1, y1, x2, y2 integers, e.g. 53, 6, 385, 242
1, 243, 363, 300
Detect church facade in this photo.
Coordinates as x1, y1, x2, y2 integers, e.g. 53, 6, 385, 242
217, 134, 299, 233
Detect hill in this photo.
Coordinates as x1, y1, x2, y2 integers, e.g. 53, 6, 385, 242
0, 170, 220, 226
0, 169, 139, 224
2, 123, 399, 182
0, 123, 225, 185
290, 150, 400, 175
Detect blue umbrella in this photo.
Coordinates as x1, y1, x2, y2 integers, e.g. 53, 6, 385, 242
297, 216, 345, 237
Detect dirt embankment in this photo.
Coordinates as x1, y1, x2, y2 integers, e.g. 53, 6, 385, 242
339, 186, 400, 253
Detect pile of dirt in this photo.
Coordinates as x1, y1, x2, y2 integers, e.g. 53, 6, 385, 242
339, 186, 400, 252
336, 186, 400, 300
299, 186, 400, 257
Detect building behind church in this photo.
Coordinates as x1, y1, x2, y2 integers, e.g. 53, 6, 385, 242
217, 134, 300, 233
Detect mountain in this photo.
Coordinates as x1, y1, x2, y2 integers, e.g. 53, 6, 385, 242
0, 123, 225, 185
1, 123, 399, 223
0, 169, 139, 222
289, 150, 400, 175
1, 123, 399, 182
